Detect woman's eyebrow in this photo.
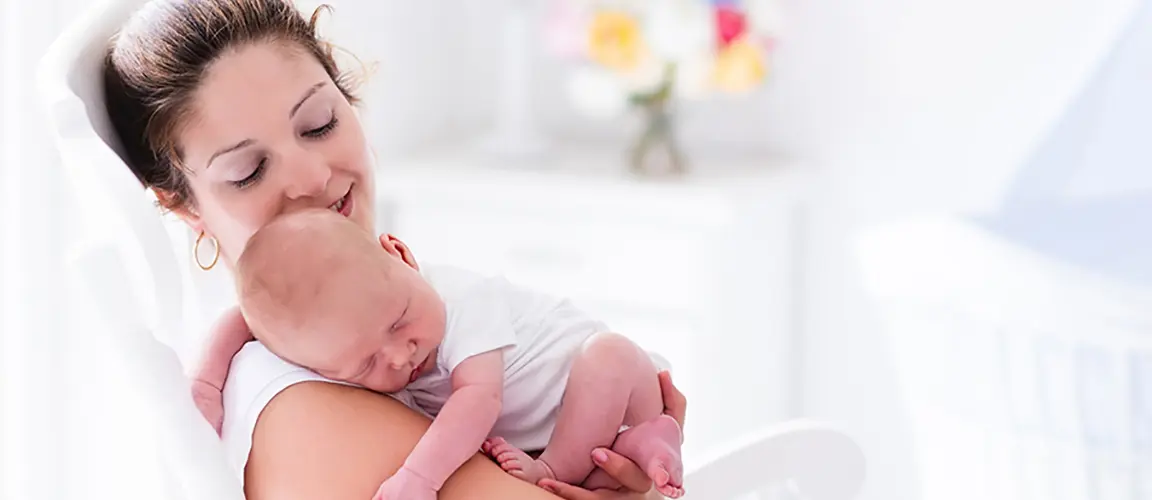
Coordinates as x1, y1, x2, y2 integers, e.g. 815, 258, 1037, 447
204, 81, 329, 169
289, 81, 328, 118
207, 139, 254, 169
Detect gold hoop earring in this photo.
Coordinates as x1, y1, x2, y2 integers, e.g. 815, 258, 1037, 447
194, 231, 220, 271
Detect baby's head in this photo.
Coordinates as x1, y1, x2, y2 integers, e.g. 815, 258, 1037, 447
236, 209, 445, 392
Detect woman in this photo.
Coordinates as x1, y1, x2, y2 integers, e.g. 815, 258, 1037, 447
103, 1, 687, 499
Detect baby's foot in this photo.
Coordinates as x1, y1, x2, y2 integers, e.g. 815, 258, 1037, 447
612, 415, 685, 498
190, 379, 224, 437
482, 437, 556, 486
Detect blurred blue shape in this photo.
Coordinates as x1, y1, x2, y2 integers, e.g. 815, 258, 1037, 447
975, 0, 1152, 287
974, 193, 1152, 286
999, 0, 1152, 204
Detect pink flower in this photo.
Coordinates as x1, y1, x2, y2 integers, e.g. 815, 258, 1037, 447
544, 1, 589, 59
715, 5, 747, 47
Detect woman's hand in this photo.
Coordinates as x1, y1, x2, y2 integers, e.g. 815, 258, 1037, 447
537, 448, 657, 500
658, 371, 686, 432
537, 370, 688, 500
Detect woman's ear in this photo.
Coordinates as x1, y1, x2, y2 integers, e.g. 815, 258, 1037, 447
379, 234, 419, 271
154, 189, 206, 233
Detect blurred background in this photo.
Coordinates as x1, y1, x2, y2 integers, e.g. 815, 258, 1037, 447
2, 0, 1150, 499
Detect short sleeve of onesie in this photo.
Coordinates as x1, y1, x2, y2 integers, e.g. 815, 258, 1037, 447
436, 275, 520, 372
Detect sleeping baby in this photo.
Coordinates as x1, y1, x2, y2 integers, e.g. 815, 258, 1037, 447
192, 209, 684, 500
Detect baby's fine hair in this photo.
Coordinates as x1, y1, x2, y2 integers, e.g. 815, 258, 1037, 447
235, 209, 384, 331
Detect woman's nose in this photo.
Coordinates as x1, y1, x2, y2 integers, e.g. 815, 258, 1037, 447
282, 149, 331, 200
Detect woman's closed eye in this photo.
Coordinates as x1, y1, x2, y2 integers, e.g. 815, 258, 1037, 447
303, 115, 338, 139
231, 157, 267, 189
226, 115, 338, 190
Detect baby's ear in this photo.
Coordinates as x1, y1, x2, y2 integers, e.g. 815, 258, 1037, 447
379, 233, 420, 271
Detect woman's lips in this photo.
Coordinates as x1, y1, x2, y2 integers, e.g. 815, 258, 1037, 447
338, 187, 353, 217
328, 186, 353, 217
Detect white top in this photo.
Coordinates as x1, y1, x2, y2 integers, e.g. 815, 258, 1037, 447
217, 265, 610, 481
218, 342, 422, 482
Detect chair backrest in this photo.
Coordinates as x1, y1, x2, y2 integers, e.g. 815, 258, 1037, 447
39, 1, 242, 498
39, 0, 184, 346
39, 0, 239, 364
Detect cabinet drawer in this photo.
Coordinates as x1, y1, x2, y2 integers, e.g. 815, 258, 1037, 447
394, 211, 715, 310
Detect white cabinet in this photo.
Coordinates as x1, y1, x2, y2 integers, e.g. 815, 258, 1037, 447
376, 155, 810, 452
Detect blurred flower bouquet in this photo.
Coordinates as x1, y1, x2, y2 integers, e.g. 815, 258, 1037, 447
547, 0, 783, 175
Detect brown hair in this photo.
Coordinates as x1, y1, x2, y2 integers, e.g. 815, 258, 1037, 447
104, 0, 359, 211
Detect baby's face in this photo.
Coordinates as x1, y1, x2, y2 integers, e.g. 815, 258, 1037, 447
271, 248, 446, 393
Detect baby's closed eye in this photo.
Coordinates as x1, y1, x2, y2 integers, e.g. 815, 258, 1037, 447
353, 356, 376, 379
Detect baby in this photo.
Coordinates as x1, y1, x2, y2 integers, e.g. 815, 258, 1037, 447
192, 209, 685, 500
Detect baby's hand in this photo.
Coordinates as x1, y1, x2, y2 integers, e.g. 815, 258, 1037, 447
190, 379, 224, 437
373, 467, 437, 500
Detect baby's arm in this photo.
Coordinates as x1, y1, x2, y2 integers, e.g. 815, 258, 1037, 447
375, 350, 504, 500
190, 305, 254, 435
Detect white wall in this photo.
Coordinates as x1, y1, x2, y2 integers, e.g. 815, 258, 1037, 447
768, 0, 1140, 220
314, 0, 1140, 216
298, 0, 796, 160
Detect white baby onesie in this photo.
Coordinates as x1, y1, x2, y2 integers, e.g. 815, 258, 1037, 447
406, 265, 610, 452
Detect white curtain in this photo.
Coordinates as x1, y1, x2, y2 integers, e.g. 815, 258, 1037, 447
3, 0, 68, 497
1, 0, 167, 498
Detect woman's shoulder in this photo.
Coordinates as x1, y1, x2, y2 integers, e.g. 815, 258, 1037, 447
242, 382, 433, 499
219, 342, 330, 476
243, 380, 562, 500
220, 342, 424, 482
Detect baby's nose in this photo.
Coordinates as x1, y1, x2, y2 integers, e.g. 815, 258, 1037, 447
388, 352, 410, 370
386, 341, 418, 369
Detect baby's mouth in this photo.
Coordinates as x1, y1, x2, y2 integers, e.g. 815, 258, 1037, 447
409, 356, 429, 384
410, 352, 435, 384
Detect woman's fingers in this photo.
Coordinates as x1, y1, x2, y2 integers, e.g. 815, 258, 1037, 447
591, 448, 653, 493
538, 447, 656, 499
658, 371, 687, 430
537, 479, 597, 500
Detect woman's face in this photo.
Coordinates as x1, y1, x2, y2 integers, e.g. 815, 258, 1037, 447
175, 42, 375, 265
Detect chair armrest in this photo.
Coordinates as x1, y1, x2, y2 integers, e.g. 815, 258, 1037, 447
683, 419, 865, 500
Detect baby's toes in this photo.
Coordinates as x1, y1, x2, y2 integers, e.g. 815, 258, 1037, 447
499, 458, 522, 472
659, 484, 685, 499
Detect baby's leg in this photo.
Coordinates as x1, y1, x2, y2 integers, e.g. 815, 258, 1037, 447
484, 333, 683, 496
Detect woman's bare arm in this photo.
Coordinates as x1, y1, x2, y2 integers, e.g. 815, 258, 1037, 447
244, 381, 560, 500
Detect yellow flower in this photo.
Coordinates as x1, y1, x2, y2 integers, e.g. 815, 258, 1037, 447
711, 36, 768, 93
587, 10, 646, 72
